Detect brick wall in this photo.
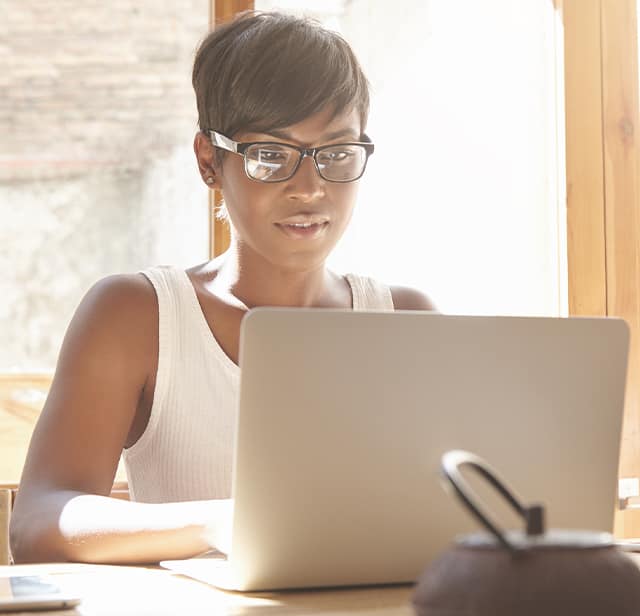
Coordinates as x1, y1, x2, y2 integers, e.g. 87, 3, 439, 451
0, 1, 210, 370
1, 0, 208, 180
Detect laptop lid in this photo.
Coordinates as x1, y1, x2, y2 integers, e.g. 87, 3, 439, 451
211, 310, 629, 590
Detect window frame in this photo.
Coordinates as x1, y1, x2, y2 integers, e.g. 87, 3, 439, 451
562, 0, 640, 536
209, 0, 254, 258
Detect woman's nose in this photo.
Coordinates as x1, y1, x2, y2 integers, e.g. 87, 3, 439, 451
286, 154, 325, 201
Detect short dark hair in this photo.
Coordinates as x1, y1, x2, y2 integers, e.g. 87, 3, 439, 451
192, 11, 370, 138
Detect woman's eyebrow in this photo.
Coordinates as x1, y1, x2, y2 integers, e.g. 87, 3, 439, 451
322, 128, 360, 141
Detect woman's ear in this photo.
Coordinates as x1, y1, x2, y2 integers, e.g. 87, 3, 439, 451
193, 132, 219, 188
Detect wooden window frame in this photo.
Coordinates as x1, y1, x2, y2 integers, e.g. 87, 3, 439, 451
209, 0, 254, 258
563, 0, 640, 536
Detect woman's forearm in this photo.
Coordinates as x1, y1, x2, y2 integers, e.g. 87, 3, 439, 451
10, 491, 231, 564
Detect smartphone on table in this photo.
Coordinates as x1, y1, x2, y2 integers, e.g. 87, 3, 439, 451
0, 575, 81, 612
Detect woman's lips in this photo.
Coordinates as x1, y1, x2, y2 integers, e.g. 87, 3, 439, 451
274, 221, 330, 240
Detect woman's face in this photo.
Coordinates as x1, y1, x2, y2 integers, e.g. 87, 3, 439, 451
215, 106, 363, 272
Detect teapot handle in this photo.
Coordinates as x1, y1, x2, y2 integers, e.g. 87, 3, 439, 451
441, 450, 545, 554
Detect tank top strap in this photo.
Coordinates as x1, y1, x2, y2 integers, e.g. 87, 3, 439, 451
345, 273, 395, 311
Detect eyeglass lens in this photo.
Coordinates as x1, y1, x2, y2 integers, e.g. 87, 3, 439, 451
244, 143, 368, 182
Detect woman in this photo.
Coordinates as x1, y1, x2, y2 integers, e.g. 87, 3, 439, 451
10, 10, 434, 564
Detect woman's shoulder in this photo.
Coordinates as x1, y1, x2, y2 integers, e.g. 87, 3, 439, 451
67, 273, 159, 355
80, 272, 157, 318
344, 273, 436, 312
389, 284, 437, 311
57, 273, 159, 391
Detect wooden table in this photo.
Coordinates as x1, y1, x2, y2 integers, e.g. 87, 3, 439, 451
6, 553, 640, 614
0, 563, 415, 615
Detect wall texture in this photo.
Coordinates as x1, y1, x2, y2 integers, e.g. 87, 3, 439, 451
1, 1, 210, 371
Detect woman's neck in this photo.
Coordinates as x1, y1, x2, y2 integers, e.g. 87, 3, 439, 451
209, 242, 345, 309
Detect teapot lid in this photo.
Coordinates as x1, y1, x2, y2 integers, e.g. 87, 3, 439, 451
457, 528, 614, 551
440, 450, 614, 556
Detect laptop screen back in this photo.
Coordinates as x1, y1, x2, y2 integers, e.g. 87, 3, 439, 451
229, 310, 628, 590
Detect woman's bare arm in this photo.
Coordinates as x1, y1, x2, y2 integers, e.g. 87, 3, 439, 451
13, 490, 230, 564
10, 274, 228, 564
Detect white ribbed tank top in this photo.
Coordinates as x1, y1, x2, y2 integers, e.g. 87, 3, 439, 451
122, 266, 394, 503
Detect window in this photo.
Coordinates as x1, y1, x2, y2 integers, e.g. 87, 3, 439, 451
256, 0, 567, 317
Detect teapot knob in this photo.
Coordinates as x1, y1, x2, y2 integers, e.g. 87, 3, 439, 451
525, 504, 544, 536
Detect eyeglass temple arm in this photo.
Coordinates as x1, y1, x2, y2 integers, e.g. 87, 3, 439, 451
209, 131, 238, 153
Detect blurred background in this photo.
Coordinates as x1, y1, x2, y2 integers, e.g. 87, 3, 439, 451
1, 1, 639, 540
0, 0, 578, 477
2, 0, 210, 481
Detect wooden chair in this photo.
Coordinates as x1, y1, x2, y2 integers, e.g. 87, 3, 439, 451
0, 481, 129, 565
0, 485, 16, 565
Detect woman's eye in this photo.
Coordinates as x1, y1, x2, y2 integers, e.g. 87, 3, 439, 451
320, 150, 353, 163
259, 149, 288, 163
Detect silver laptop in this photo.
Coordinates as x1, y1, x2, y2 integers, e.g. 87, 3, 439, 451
163, 309, 629, 591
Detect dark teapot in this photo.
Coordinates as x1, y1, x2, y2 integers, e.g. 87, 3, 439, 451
413, 450, 640, 616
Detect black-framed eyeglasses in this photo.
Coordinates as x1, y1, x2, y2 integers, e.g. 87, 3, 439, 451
208, 130, 375, 183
